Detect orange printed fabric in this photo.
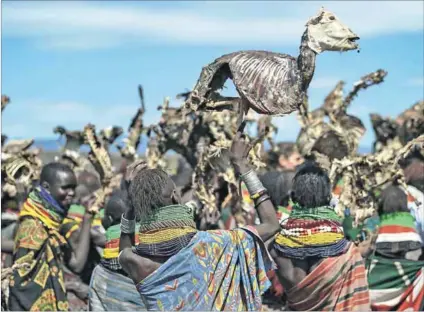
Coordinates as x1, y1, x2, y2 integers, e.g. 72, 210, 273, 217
286, 244, 371, 311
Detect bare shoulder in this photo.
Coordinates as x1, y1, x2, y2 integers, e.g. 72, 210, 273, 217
268, 246, 310, 290
119, 248, 162, 284
118, 248, 140, 269
270, 249, 295, 270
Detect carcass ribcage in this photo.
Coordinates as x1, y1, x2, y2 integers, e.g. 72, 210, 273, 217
186, 51, 303, 116
228, 51, 303, 115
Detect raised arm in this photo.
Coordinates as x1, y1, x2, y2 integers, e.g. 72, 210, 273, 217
91, 227, 106, 248
119, 161, 147, 252
64, 193, 106, 274
229, 125, 280, 242
65, 199, 95, 273
118, 160, 154, 284
119, 201, 135, 252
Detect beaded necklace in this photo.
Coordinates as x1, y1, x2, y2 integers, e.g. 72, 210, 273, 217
134, 205, 197, 258
20, 187, 65, 230
274, 204, 349, 259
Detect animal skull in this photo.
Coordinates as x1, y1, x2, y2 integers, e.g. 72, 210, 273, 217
306, 7, 359, 53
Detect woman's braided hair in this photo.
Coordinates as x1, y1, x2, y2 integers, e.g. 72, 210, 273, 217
127, 164, 172, 219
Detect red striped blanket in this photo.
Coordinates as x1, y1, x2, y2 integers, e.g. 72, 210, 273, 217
367, 212, 424, 311
286, 244, 371, 311
367, 257, 424, 311
375, 212, 422, 248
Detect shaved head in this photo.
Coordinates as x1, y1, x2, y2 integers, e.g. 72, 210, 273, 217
40, 162, 74, 185
40, 162, 77, 210
77, 170, 101, 193
378, 185, 408, 215
103, 189, 128, 229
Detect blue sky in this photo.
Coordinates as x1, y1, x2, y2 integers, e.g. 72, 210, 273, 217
1, 1, 423, 149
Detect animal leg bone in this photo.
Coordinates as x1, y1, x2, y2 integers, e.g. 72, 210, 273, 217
204, 97, 241, 111
236, 98, 250, 129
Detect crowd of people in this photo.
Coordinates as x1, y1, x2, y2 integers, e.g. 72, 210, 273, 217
1, 8, 423, 309
2, 71, 423, 311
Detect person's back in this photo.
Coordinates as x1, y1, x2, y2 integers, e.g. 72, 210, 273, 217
403, 155, 424, 246
118, 130, 280, 311
269, 162, 370, 311
367, 185, 424, 311
89, 190, 145, 311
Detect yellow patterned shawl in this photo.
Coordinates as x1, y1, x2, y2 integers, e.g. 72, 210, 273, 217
8, 196, 69, 311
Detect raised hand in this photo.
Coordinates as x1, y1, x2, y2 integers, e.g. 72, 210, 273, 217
229, 122, 254, 176
80, 193, 97, 216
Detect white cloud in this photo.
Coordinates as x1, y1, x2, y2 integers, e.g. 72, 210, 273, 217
2, 1, 422, 50
407, 77, 424, 87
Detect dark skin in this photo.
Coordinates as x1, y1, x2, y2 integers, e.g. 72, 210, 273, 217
102, 194, 128, 229
72, 184, 106, 248
119, 176, 179, 284
41, 170, 77, 210
229, 125, 281, 242
119, 126, 281, 285
268, 249, 323, 290
268, 200, 324, 290
41, 169, 94, 274
90, 227, 106, 248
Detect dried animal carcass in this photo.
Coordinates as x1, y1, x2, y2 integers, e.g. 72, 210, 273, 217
342, 69, 387, 111
256, 115, 278, 154
395, 100, 423, 125
55, 149, 93, 175
145, 125, 169, 170
329, 135, 424, 224
53, 126, 85, 152
83, 124, 114, 214
146, 97, 210, 169
308, 69, 387, 124
99, 126, 124, 150
297, 69, 387, 158
1, 139, 42, 197
118, 85, 146, 161
369, 113, 401, 153
1, 95, 10, 112
396, 100, 424, 147
184, 8, 360, 126
2, 263, 31, 311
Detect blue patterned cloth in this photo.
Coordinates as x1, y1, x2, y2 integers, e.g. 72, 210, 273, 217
89, 264, 145, 311
135, 227, 273, 311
